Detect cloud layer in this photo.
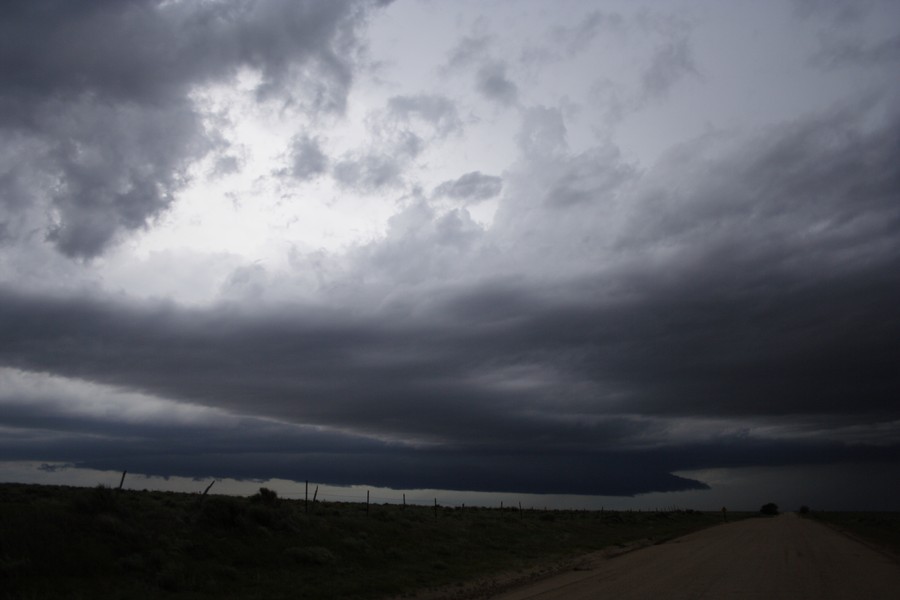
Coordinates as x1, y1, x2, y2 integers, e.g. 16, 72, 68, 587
0, 0, 376, 257
1, 0, 899, 500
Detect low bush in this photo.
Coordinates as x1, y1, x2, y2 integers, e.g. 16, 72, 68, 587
250, 487, 278, 506
71, 484, 119, 515
198, 495, 245, 527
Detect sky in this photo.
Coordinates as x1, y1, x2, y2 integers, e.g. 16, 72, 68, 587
1, 0, 899, 511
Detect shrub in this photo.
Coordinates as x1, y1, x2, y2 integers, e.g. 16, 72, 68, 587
760, 502, 779, 516
156, 562, 185, 592
247, 504, 278, 528
72, 485, 118, 515
799, 505, 810, 514
198, 496, 244, 528
251, 487, 278, 506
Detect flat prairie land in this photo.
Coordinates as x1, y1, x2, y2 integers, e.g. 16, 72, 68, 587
0, 483, 735, 599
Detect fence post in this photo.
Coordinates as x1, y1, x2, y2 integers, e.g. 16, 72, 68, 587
434, 498, 438, 520
117, 470, 127, 490
367, 490, 370, 516
305, 480, 309, 514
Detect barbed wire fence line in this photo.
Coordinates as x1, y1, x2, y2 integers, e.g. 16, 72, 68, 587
106, 469, 688, 514
261, 484, 686, 515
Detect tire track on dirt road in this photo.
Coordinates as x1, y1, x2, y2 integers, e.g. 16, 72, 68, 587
489, 513, 900, 599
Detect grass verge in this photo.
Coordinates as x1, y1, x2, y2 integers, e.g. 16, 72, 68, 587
804, 511, 900, 559
2, 482, 738, 599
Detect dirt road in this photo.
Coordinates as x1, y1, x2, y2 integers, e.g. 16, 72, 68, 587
490, 513, 900, 599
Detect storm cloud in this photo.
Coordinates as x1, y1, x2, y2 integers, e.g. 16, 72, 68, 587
0, 0, 379, 257
433, 172, 503, 204
1, 0, 899, 504
3, 99, 899, 490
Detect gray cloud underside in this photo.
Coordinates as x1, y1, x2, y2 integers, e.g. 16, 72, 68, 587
2, 97, 899, 493
811, 33, 900, 68
329, 93, 461, 191
476, 62, 519, 106
289, 135, 329, 181
2, 383, 897, 496
0, 0, 379, 257
333, 152, 407, 190
433, 171, 503, 203
552, 10, 625, 56
641, 36, 697, 101
794, 0, 900, 69
442, 33, 493, 73
2, 1, 899, 495
387, 94, 463, 137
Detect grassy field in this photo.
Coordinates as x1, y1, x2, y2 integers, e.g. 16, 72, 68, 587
805, 511, 900, 558
1, 482, 739, 600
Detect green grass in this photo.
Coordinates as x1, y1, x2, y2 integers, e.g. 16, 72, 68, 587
805, 511, 900, 557
1, 482, 735, 599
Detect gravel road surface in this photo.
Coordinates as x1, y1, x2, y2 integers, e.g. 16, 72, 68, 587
490, 513, 900, 599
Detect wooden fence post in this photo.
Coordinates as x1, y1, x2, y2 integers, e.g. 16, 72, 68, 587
117, 470, 127, 490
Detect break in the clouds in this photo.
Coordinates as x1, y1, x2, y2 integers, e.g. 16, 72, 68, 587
0, 0, 375, 258
2, 0, 900, 506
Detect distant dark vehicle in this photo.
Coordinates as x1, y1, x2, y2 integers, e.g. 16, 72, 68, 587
798, 505, 810, 515
760, 502, 779, 515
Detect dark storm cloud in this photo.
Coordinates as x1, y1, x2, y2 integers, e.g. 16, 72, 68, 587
551, 10, 624, 56
640, 37, 697, 101
0, 419, 710, 496
0, 386, 709, 495
811, 33, 900, 69
442, 33, 493, 72
516, 106, 568, 158
433, 172, 503, 204
289, 135, 329, 181
0, 0, 381, 257
3, 21, 900, 495
476, 62, 519, 106
542, 147, 635, 208
212, 155, 242, 177
2, 101, 900, 494
793, 0, 900, 71
332, 152, 407, 190
790, 0, 873, 24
